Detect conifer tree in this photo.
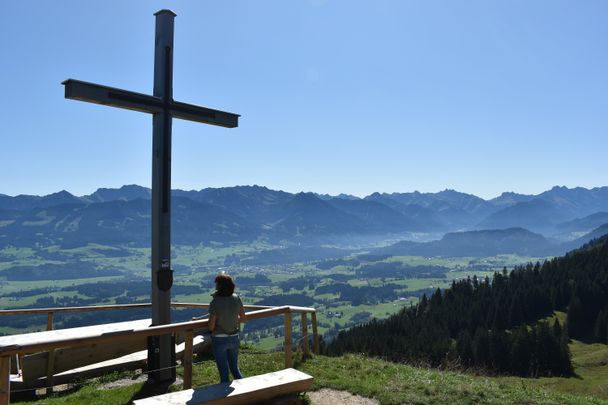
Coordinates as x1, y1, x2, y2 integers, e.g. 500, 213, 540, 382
567, 292, 586, 339
510, 325, 532, 376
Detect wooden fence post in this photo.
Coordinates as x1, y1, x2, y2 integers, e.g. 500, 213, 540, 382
300, 313, 309, 358
45, 351, 55, 393
311, 311, 319, 355
0, 356, 10, 405
46, 312, 54, 331
45, 312, 55, 393
183, 330, 193, 389
284, 311, 292, 368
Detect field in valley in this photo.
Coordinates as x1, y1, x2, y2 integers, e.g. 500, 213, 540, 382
0, 243, 546, 349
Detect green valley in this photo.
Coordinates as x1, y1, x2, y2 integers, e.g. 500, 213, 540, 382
1, 242, 545, 349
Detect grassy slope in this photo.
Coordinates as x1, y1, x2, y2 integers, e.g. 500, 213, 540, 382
12, 349, 608, 405
496, 340, 608, 401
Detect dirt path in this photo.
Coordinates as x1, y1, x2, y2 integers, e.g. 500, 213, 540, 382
308, 388, 380, 405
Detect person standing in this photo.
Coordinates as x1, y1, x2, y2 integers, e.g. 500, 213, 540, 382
208, 273, 246, 383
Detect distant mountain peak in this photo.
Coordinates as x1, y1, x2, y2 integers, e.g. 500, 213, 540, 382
293, 191, 320, 201
315, 192, 359, 201
51, 190, 75, 197
234, 184, 269, 191
119, 184, 150, 191
335, 193, 359, 200
85, 185, 151, 203
40, 190, 83, 206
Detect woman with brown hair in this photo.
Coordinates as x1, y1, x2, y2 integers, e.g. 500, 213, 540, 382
208, 273, 246, 383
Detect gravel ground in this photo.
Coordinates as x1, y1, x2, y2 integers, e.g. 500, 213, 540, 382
308, 388, 380, 405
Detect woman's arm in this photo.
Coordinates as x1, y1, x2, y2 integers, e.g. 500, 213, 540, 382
208, 314, 217, 331
239, 306, 246, 323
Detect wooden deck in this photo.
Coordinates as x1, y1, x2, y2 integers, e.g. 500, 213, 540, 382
132, 368, 314, 405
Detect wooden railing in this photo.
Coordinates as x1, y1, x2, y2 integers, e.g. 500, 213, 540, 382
0, 303, 319, 405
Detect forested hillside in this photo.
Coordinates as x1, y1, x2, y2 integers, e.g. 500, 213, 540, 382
327, 235, 608, 377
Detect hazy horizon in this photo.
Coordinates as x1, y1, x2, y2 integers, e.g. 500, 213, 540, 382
3, 182, 607, 202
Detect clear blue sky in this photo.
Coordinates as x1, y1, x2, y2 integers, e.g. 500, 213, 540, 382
2, 1, 606, 199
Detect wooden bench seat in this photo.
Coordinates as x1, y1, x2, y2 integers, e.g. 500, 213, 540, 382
1, 319, 210, 389
133, 368, 313, 405
18, 319, 153, 383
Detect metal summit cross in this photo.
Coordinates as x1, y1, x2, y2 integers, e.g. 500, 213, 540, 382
62, 10, 239, 383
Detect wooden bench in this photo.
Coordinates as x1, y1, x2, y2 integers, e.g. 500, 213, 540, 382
133, 368, 313, 405
0, 319, 210, 390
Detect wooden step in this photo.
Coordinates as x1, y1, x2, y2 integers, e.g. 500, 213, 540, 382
133, 368, 313, 405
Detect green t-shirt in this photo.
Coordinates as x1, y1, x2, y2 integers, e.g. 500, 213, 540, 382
208, 294, 243, 336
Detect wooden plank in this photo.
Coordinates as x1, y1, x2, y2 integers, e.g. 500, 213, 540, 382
0, 303, 275, 317
13, 335, 209, 390
0, 356, 9, 405
132, 368, 313, 405
9, 356, 17, 376
0, 304, 151, 316
46, 313, 54, 331
301, 313, 309, 357
55, 334, 208, 377
183, 330, 193, 389
284, 312, 292, 368
311, 312, 319, 355
22, 335, 146, 381
44, 349, 55, 392
0, 318, 211, 358
281, 306, 315, 313
243, 307, 288, 322
14, 319, 151, 382
0, 307, 315, 360
45, 312, 55, 392
0, 319, 151, 348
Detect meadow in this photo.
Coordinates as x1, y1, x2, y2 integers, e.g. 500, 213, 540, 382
9, 347, 608, 405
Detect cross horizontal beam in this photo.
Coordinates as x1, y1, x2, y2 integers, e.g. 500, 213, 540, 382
62, 79, 239, 128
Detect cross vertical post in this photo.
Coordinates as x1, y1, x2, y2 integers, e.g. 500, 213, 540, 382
149, 9, 176, 383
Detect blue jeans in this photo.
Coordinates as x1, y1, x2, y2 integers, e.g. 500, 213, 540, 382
211, 335, 243, 383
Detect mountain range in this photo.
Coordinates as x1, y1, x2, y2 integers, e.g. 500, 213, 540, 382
1, 185, 608, 255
